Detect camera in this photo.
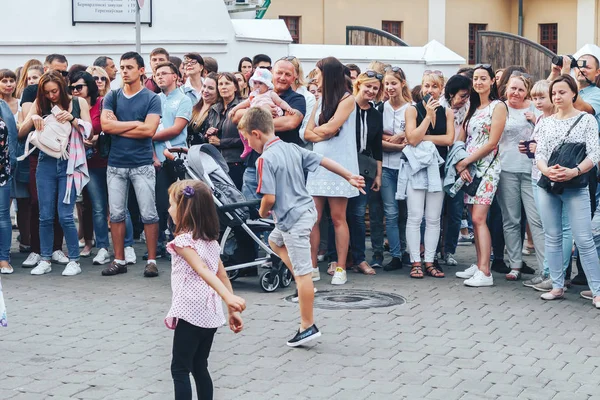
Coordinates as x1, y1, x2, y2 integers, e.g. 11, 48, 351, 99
552, 55, 578, 69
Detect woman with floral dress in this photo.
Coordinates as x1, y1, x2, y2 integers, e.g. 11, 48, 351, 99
455, 64, 507, 287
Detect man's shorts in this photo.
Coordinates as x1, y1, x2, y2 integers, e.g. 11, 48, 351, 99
269, 208, 318, 277
107, 165, 159, 224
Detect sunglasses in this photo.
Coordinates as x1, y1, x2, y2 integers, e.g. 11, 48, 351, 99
385, 66, 406, 79
424, 69, 443, 76
474, 64, 493, 71
364, 70, 383, 81
58, 70, 69, 77
510, 71, 532, 80
94, 76, 108, 83
279, 56, 296, 62
68, 84, 86, 92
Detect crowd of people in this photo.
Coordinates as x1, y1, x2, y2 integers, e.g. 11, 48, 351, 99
1, 50, 600, 300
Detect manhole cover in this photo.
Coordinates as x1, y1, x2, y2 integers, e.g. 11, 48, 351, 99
284, 289, 406, 310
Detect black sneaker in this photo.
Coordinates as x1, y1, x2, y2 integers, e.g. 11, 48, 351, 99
290, 287, 318, 303
286, 324, 321, 347
521, 261, 535, 275
401, 252, 411, 266
491, 259, 510, 274
383, 257, 403, 271
571, 274, 588, 286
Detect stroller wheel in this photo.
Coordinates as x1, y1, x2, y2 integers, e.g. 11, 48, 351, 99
227, 269, 240, 281
280, 266, 293, 288
260, 270, 280, 292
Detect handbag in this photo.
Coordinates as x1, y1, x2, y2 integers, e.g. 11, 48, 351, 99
537, 114, 587, 194
462, 150, 498, 197
98, 89, 120, 159
358, 152, 378, 179
17, 114, 71, 161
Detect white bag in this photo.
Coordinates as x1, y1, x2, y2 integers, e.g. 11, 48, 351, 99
17, 114, 71, 160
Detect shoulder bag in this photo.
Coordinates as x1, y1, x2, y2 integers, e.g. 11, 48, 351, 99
537, 114, 587, 194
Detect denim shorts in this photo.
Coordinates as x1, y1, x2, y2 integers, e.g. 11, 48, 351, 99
269, 208, 317, 277
107, 165, 159, 224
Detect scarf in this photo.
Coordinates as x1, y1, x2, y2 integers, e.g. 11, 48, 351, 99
64, 119, 91, 204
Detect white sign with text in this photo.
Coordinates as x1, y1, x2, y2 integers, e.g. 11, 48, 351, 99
73, 0, 151, 24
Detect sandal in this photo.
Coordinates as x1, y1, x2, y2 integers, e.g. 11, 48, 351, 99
410, 263, 424, 279
327, 262, 338, 276
425, 263, 445, 278
353, 261, 376, 275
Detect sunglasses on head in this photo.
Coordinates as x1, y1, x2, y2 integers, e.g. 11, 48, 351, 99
68, 84, 86, 92
424, 69, 444, 77
364, 70, 383, 81
94, 76, 108, 82
385, 66, 406, 78
510, 71, 532, 80
279, 56, 296, 62
474, 64, 493, 71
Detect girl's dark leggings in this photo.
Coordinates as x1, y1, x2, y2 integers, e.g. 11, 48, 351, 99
171, 319, 217, 400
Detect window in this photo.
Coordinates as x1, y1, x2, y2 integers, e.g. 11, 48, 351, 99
382, 21, 402, 38
468, 24, 487, 64
280, 16, 300, 44
540, 23, 558, 53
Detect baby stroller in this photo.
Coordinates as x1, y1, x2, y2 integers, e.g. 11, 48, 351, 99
165, 144, 292, 292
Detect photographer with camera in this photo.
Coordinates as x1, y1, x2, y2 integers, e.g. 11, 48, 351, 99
549, 54, 600, 290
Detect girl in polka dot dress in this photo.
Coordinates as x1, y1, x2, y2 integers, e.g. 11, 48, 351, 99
165, 179, 246, 400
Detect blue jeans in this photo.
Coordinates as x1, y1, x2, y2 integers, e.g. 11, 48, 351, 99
381, 167, 407, 258
532, 179, 571, 275
347, 178, 384, 264
36, 155, 79, 261
0, 181, 11, 262
444, 190, 464, 255
538, 187, 600, 296
242, 166, 261, 200
88, 167, 134, 249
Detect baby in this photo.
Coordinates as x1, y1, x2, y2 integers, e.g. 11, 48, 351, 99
231, 68, 297, 158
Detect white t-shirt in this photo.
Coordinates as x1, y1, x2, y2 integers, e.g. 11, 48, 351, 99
499, 103, 541, 174
382, 101, 410, 169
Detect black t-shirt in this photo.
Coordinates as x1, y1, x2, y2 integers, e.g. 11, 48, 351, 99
20, 85, 38, 106
355, 103, 383, 161
246, 87, 307, 166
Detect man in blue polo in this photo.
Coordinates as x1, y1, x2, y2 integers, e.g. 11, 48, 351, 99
153, 61, 192, 259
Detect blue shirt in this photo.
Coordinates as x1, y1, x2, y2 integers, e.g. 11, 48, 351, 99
154, 89, 192, 162
579, 85, 600, 130
104, 88, 162, 168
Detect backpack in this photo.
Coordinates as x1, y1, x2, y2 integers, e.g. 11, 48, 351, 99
17, 114, 71, 160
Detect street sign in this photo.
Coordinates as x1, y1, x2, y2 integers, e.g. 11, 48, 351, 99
72, 0, 152, 25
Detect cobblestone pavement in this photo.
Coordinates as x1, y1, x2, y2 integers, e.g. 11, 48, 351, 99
2, 234, 600, 400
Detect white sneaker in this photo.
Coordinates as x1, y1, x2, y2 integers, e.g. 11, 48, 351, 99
456, 264, 478, 279
444, 253, 458, 266
312, 268, 321, 282
62, 261, 81, 276
331, 267, 347, 285
78, 239, 85, 248
31, 260, 52, 275
51, 250, 69, 265
93, 248, 111, 265
464, 269, 494, 287
125, 246, 137, 265
22, 252, 41, 267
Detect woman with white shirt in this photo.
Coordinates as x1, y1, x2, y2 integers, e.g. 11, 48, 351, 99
495, 73, 546, 281
380, 67, 412, 271
535, 75, 600, 306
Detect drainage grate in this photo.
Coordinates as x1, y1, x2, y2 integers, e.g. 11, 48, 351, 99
285, 289, 406, 310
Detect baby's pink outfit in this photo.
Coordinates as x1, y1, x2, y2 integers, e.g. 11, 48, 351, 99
239, 90, 284, 158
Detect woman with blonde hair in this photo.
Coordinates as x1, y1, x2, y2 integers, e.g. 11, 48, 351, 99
380, 66, 413, 271
86, 66, 110, 96
15, 59, 42, 99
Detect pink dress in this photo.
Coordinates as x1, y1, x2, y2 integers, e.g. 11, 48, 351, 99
164, 232, 226, 330
249, 90, 283, 116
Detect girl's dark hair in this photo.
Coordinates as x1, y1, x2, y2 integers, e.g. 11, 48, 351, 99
444, 74, 472, 103
67, 64, 88, 84
69, 71, 99, 106
316, 57, 348, 126
411, 85, 423, 103
496, 65, 527, 101
36, 71, 71, 116
218, 72, 241, 99
550, 74, 579, 103
463, 64, 501, 130
168, 180, 220, 241
238, 57, 252, 72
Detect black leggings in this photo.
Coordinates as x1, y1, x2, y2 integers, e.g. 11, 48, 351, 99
171, 319, 217, 400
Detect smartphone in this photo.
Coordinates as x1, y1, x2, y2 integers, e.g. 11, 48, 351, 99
422, 94, 432, 103
51, 105, 61, 116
